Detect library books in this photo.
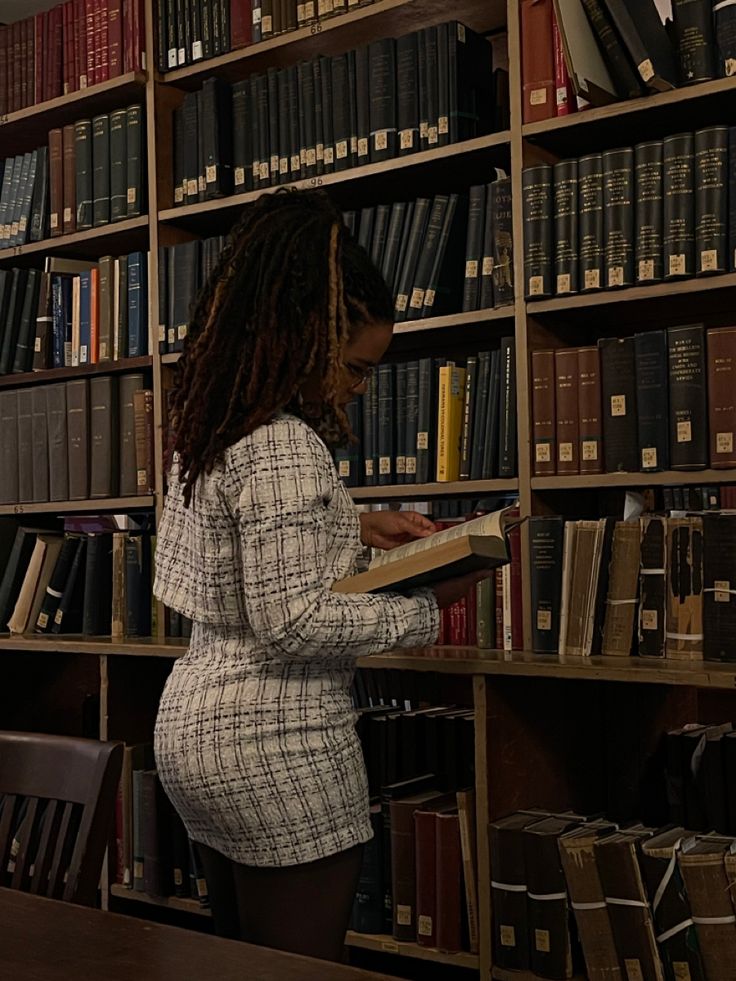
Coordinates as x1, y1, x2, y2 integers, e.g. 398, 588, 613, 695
0, 0, 146, 116
158, 235, 224, 354
523, 125, 736, 300
335, 505, 518, 595
531, 326, 736, 478
0, 374, 154, 506
0, 147, 49, 248
172, 24, 506, 202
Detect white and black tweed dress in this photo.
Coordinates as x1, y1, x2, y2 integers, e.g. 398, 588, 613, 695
153, 413, 439, 867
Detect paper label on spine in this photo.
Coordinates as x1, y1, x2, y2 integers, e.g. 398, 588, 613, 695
262, 14, 273, 32
535, 929, 550, 953
379, 457, 391, 476
482, 256, 494, 275
178, 48, 185, 65
669, 254, 686, 276
177, 325, 187, 340
396, 904, 411, 926
206, 165, 217, 184
423, 288, 435, 307
34, 337, 41, 353
364, 460, 374, 476
127, 186, 137, 203
399, 130, 414, 150
338, 460, 350, 477
584, 268, 600, 290
336, 140, 348, 160
396, 456, 406, 475
608, 265, 624, 288
234, 167, 245, 187
168, 49, 177, 68
409, 288, 424, 309
530, 88, 547, 106
528, 275, 545, 296
187, 179, 198, 196
673, 964, 692, 981
357, 138, 368, 158
50, 213, 59, 229
499, 925, 516, 948
701, 249, 718, 272
559, 442, 573, 463
192, 41, 203, 60
405, 457, 416, 475
556, 273, 571, 294
642, 446, 658, 469
324, 147, 334, 165
638, 58, 654, 82
438, 115, 449, 135
306, 149, 317, 167
727, 58, 736, 77
174, 186, 184, 203
638, 259, 654, 281
374, 131, 388, 151
428, 125, 438, 145
395, 294, 408, 313
536, 443, 551, 464
715, 580, 731, 602
137, 469, 147, 488
252, 7, 262, 23
100, 342, 108, 360
537, 610, 552, 631
465, 260, 479, 279
63, 208, 72, 224
259, 162, 269, 180
37, 612, 49, 629
717, 432, 734, 454
641, 609, 658, 631
677, 420, 692, 443
417, 915, 432, 937
417, 431, 429, 450
611, 395, 626, 417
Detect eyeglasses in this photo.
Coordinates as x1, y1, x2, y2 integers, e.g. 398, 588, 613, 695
345, 363, 374, 388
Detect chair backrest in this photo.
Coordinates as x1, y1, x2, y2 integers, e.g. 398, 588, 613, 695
0, 731, 123, 906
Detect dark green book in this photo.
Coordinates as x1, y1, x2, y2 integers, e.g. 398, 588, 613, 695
377, 364, 395, 486
381, 202, 407, 288
462, 184, 486, 311
396, 33, 419, 157
370, 205, 390, 274
405, 360, 419, 483
479, 184, 495, 308
395, 362, 407, 485
394, 198, 431, 321
319, 57, 334, 175
11, 268, 41, 374
31, 386, 49, 503
125, 534, 152, 637
695, 125, 728, 275
202, 78, 233, 199
29, 146, 49, 243
362, 371, 376, 487
481, 349, 501, 478
355, 45, 371, 168
663, 132, 695, 280
92, 114, 111, 227
530, 516, 564, 653
52, 536, 87, 634
421, 193, 467, 318
75, 120, 93, 230
0, 389, 18, 504
110, 108, 128, 222
0, 268, 28, 375
407, 195, 448, 321
46, 382, 69, 502
82, 533, 113, 636
459, 354, 478, 480
415, 357, 435, 484
368, 39, 397, 163
523, 164, 554, 299
232, 78, 253, 193
35, 535, 81, 633
470, 350, 491, 480
392, 200, 415, 297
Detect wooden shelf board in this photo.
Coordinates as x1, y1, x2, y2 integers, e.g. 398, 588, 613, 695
492, 969, 585, 981
158, 132, 510, 224
161, 353, 181, 365
110, 884, 210, 916
0, 72, 147, 151
0, 495, 154, 515
0, 356, 153, 390
532, 469, 736, 491
394, 306, 515, 336
0, 216, 149, 265
522, 75, 736, 143
163, 0, 505, 87
345, 931, 479, 969
527, 271, 736, 315
350, 479, 518, 500
0, 635, 186, 658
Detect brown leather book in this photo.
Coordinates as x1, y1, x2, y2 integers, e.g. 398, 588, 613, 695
577, 345, 603, 475
601, 522, 640, 657
456, 789, 479, 955
679, 836, 736, 981
62, 124, 76, 234
555, 347, 579, 475
48, 128, 64, 237
133, 388, 154, 495
118, 373, 145, 497
90, 375, 119, 498
389, 789, 445, 941
707, 326, 736, 469
414, 807, 439, 948
435, 810, 463, 954
66, 379, 90, 500
559, 823, 622, 981
521, 0, 555, 124
111, 531, 127, 638
532, 349, 556, 476
666, 516, 704, 660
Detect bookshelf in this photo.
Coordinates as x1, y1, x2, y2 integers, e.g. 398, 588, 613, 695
3, 1, 736, 981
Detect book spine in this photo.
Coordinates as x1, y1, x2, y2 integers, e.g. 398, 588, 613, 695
531, 349, 556, 476
109, 0, 123, 78
415, 358, 432, 485
577, 346, 603, 475
666, 516, 704, 658
667, 323, 708, 470
555, 347, 579, 475
703, 514, 736, 662
552, 7, 576, 116
520, 0, 554, 123
33, 272, 53, 370
396, 33, 419, 157
673, 0, 717, 84
599, 336, 638, 472
49, 129, 64, 237
695, 125, 729, 275
605, 0, 677, 90
74, 119, 93, 230
635, 329, 670, 472
553, 158, 578, 295
635, 140, 664, 284
522, 164, 553, 299
110, 108, 127, 221
119, 373, 144, 496
530, 516, 564, 653
708, 326, 736, 468
578, 153, 604, 292
404, 361, 419, 482
62, 125, 77, 234
376, 364, 394, 486
715, 1, 736, 77
602, 146, 634, 289
368, 39, 396, 163
0, 391, 19, 504
479, 184, 495, 309
92, 113, 110, 227
231, 0, 251, 47
663, 132, 695, 279
638, 515, 667, 658
498, 337, 517, 478
462, 185, 485, 312
459, 356, 477, 480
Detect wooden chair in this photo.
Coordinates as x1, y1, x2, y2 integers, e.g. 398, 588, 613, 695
0, 731, 123, 907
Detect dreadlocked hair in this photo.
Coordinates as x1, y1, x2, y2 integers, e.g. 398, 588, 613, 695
168, 188, 393, 507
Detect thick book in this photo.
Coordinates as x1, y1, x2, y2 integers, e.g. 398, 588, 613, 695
35, 534, 80, 632
530, 515, 564, 653
133, 389, 155, 495
666, 516, 704, 660
202, 78, 233, 199
498, 337, 517, 478
436, 363, 465, 482
92, 112, 110, 227
554, 158, 578, 294
638, 515, 667, 658
678, 837, 736, 975
127, 250, 147, 358
553, 0, 618, 106
435, 810, 463, 953
634, 329, 669, 472
368, 39, 396, 163
17, 388, 34, 502
702, 514, 736, 662
668, 323, 708, 470
125, 534, 151, 636
707, 326, 736, 468
577, 345, 603, 474
89, 375, 119, 498
521, 0, 555, 123
74, 119, 93, 230
600, 521, 640, 656
555, 347, 579, 475
12, 269, 41, 375
0, 391, 18, 505
663, 132, 695, 279
46, 382, 69, 503
602, 146, 634, 289
109, 108, 127, 222
599, 336, 637, 472
0, 269, 28, 376
334, 506, 517, 595
396, 33, 419, 157
715, 2, 736, 77
8, 534, 64, 635
29, 146, 49, 243
376, 364, 394, 486
462, 185, 485, 311
578, 152, 604, 291
406, 195, 448, 320
603, 0, 677, 90
634, 139, 663, 284
49, 129, 64, 237
522, 164, 554, 299
62, 126, 76, 235
695, 125, 728, 275
673, 0, 716, 84
490, 812, 545, 970
0, 527, 47, 628
82, 532, 113, 635
119, 373, 145, 497
479, 183, 496, 308
525, 816, 578, 978
389, 788, 446, 941
532, 349, 556, 475
581, 0, 644, 98
491, 177, 514, 306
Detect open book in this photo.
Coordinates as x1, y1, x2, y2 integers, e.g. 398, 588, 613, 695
334, 505, 519, 595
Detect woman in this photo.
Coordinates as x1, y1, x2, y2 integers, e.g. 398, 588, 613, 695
153, 190, 482, 961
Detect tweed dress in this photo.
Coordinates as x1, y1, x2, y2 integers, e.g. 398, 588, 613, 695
153, 413, 440, 867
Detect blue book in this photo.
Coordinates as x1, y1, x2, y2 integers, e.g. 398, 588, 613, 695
127, 251, 148, 357
62, 276, 73, 367
79, 272, 91, 365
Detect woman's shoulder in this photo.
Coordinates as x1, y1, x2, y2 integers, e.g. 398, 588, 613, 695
223, 413, 336, 490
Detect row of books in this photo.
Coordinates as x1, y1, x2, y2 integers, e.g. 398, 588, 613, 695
667, 721, 736, 839
344, 181, 513, 323
0, 524, 154, 638
157, 236, 224, 354
491, 809, 736, 981
336, 345, 518, 488
353, 774, 478, 954
531, 325, 736, 477
0, 0, 146, 115
529, 510, 736, 661
522, 0, 736, 125
0, 256, 149, 378
522, 126, 736, 299
0, 374, 154, 506
171, 24, 502, 202
155, 0, 376, 69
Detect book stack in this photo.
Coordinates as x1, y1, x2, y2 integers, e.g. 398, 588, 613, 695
0, 373, 155, 505
531, 325, 736, 478
0, 254, 149, 377
345, 179, 513, 323
114, 745, 209, 907
665, 722, 736, 837
0, 147, 51, 248
523, 125, 735, 299
157, 235, 224, 354
529, 506, 736, 661
0, 519, 154, 638
335, 343, 517, 489
171, 25, 505, 203
522, 0, 736, 124
0, 0, 146, 115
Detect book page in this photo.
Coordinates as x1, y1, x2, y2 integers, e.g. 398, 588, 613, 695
368, 504, 518, 571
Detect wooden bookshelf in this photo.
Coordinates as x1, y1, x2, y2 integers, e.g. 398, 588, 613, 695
110, 884, 210, 917
0, 355, 153, 389
345, 932, 480, 969
0, 215, 149, 265
0, 495, 154, 515
492, 970, 585, 981
350, 478, 518, 500
532, 469, 736, 491
0, 635, 186, 658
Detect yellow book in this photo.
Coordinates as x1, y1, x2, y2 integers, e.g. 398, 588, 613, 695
436, 364, 466, 481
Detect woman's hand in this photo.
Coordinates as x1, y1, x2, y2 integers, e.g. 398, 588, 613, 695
432, 570, 493, 609
359, 510, 436, 551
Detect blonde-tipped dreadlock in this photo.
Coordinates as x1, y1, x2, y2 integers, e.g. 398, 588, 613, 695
168, 188, 393, 507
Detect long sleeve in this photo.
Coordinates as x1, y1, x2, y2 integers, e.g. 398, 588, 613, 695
236, 422, 439, 660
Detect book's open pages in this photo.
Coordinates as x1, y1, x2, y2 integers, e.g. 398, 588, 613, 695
369, 508, 511, 570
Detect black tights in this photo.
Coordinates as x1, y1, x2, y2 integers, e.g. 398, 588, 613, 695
197, 842, 364, 962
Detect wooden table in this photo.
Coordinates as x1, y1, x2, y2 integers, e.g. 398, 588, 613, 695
0, 889, 395, 981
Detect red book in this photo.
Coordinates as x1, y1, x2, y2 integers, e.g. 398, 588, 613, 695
132, 0, 145, 72
494, 567, 503, 650
466, 582, 477, 647
552, 7, 576, 117
449, 598, 467, 646
230, 0, 252, 49
414, 809, 438, 947
33, 15, 43, 105
74, 0, 86, 87
108, 0, 123, 77
520, 0, 555, 124
85, 0, 96, 85
0, 27, 7, 116
114, 783, 124, 884
438, 609, 448, 646
62, 2, 70, 93
99, 0, 110, 81
19, 18, 26, 109
435, 811, 463, 953
508, 521, 523, 651
93, 0, 104, 83
90, 268, 100, 364
10, 21, 20, 113
53, 6, 64, 98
